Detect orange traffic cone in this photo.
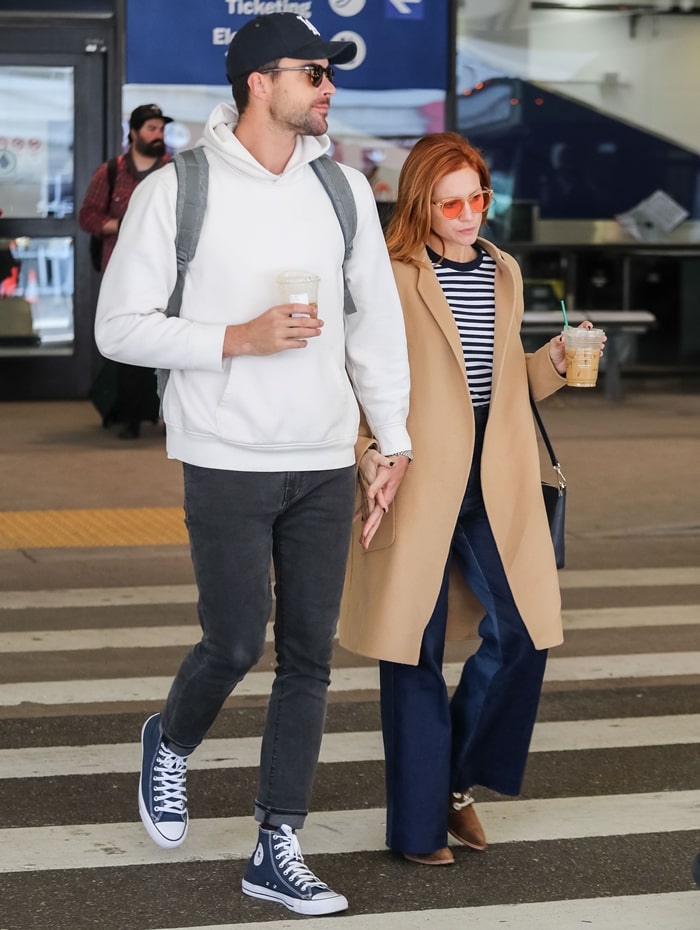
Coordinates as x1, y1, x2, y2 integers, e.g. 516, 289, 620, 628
25, 268, 39, 303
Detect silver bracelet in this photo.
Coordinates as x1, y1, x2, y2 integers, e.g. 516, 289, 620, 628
386, 450, 413, 462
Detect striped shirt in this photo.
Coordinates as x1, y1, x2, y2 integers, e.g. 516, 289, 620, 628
427, 244, 496, 407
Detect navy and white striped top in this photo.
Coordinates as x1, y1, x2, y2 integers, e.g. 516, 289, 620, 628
427, 244, 496, 407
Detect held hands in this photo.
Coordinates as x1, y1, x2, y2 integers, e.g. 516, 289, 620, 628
548, 320, 607, 376
223, 303, 323, 358
356, 448, 410, 550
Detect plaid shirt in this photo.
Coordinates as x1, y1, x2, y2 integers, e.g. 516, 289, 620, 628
78, 150, 170, 271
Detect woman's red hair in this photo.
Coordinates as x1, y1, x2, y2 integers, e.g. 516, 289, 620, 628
385, 132, 491, 265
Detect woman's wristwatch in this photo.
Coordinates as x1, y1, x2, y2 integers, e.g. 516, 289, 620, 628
387, 450, 413, 462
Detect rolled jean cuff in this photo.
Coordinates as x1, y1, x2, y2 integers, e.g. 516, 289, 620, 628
161, 731, 196, 758
254, 800, 307, 831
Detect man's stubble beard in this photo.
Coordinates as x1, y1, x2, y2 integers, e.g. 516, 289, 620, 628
270, 100, 328, 138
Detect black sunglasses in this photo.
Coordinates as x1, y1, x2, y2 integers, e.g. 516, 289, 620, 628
257, 64, 335, 88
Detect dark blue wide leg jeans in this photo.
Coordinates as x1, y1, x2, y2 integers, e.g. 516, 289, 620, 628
380, 406, 548, 854
161, 463, 355, 830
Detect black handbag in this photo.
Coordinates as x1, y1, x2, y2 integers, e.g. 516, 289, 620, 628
530, 395, 567, 569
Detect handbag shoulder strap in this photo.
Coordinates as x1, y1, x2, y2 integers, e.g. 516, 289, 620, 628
530, 393, 567, 490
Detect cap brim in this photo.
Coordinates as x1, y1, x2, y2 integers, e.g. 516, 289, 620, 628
296, 39, 357, 66
132, 116, 174, 129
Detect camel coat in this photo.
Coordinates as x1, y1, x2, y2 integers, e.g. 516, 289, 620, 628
339, 238, 566, 665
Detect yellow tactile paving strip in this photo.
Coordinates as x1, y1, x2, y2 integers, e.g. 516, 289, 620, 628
0, 508, 188, 549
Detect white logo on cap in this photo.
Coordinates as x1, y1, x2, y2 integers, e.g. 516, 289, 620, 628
297, 15, 321, 37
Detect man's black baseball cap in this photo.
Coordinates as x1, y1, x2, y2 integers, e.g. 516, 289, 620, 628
129, 104, 174, 131
226, 13, 357, 83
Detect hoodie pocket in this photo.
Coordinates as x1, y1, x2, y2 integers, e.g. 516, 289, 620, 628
215, 349, 358, 450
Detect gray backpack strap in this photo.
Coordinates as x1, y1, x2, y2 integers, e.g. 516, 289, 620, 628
166, 147, 209, 318
156, 147, 209, 403
311, 155, 358, 315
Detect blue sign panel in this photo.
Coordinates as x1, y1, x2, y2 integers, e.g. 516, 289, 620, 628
385, 0, 424, 21
126, 0, 448, 90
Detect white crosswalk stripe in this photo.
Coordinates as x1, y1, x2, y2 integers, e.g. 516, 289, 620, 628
0, 564, 697, 611
1, 715, 698, 779
3, 791, 699, 873
153, 893, 700, 930
1, 651, 698, 706
0, 604, 697, 652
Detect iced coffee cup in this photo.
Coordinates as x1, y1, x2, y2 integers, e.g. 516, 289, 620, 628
277, 271, 319, 315
563, 325, 606, 388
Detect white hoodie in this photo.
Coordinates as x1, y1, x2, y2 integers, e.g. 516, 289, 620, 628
95, 102, 411, 471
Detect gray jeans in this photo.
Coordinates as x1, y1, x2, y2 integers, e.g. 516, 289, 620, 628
162, 463, 356, 829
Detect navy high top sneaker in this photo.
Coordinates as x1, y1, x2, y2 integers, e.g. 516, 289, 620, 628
242, 824, 348, 915
138, 713, 188, 848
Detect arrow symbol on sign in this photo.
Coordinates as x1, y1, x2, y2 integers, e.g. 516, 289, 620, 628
389, 0, 421, 14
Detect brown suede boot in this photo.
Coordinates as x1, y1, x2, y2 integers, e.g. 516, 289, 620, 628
403, 846, 455, 866
447, 791, 487, 851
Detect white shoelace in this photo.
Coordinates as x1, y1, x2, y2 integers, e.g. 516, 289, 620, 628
274, 826, 328, 892
451, 790, 475, 811
153, 745, 188, 814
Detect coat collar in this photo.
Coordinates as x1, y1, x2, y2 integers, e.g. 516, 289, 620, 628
411, 237, 519, 396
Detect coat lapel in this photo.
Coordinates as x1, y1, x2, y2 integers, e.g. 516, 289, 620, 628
414, 250, 469, 380
477, 238, 518, 400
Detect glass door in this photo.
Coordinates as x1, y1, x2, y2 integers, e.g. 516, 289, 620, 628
0, 65, 75, 353
0, 17, 115, 399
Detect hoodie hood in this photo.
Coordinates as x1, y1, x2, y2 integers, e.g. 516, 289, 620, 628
199, 101, 332, 180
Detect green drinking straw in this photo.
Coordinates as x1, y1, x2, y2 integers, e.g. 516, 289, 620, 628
560, 299, 569, 328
